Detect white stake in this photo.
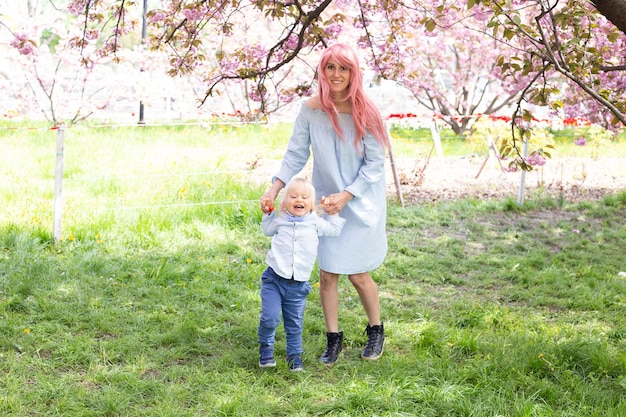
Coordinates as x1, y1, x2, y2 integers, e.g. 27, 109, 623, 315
517, 138, 529, 206
53, 124, 66, 242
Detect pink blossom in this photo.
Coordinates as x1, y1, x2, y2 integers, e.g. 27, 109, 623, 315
574, 136, 587, 146
10, 33, 36, 56
67, 0, 87, 15
525, 153, 547, 166
325, 23, 344, 38
249, 86, 266, 102
150, 11, 167, 23
284, 34, 299, 50
85, 29, 100, 41
182, 8, 202, 21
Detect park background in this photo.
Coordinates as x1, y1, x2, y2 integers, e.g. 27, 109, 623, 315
1, 1, 626, 416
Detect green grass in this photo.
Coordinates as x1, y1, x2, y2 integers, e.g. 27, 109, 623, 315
1, 122, 625, 416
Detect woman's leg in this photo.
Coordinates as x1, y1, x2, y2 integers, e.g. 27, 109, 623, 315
319, 269, 340, 332
319, 269, 343, 366
348, 272, 381, 326
349, 272, 385, 360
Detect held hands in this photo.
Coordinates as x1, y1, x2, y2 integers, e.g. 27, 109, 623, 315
321, 191, 353, 215
260, 180, 284, 214
260, 194, 275, 214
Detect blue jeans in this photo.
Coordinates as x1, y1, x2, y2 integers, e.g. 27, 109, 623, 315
257, 267, 311, 356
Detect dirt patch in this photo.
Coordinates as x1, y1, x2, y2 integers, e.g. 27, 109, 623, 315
387, 155, 626, 205
252, 153, 624, 206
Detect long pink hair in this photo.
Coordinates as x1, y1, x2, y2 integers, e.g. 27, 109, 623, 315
317, 43, 390, 150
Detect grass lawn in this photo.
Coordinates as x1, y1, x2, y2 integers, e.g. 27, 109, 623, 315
1, 121, 625, 416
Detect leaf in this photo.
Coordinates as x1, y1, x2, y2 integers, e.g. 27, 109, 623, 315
608, 32, 620, 42
550, 100, 564, 110
424, 18, 437, 32
522, 110, 533, 122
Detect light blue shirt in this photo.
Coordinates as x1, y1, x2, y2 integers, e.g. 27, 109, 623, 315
262, 210, 346, 281
274, 104, 388, 274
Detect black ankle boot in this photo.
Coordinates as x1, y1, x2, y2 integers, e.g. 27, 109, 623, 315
320, 331, 343, 367
361, 322, 385, 360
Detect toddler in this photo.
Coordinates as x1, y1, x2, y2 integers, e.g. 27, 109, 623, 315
257, 177, 345, 371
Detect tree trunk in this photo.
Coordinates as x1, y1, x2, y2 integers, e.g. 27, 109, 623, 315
27, 0, 38, 17
591, 0, 626, 34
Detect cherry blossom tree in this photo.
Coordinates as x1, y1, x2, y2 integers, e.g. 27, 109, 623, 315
475, 0, 626, 127
141, 0, 349, 119
1, 1, 140, 125
355, 2, 523, 134
49, 1, 623, 122
465, 0, 626, 168
2, 1, 624, 167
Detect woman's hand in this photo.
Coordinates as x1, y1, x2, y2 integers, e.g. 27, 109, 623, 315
260, 190, 277, 214
260, 179, 285, 214
260, 196, 274, 213
321, 191, 353, 215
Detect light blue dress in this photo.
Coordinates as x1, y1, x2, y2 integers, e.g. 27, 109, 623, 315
274, 104, 388, 274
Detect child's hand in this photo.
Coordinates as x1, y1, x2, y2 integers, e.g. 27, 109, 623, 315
321, 192, 350, 215
320, 196, 330, 212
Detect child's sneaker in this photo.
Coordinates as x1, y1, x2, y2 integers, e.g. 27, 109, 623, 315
287, 354, 304, 372
259, 345, 276, 368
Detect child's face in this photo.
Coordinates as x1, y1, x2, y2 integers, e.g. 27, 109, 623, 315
284, 183, 313, 216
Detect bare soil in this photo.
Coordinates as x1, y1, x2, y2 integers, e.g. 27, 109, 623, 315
252, 153, 624, 206
387, 154, 626, 205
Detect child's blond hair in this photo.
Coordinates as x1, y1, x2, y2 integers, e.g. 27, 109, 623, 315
279, 177, 323, 215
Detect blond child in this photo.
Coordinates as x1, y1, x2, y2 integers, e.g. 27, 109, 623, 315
257, 178, 345, 371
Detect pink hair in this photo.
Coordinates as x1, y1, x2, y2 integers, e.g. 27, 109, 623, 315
317, 43, 389, 150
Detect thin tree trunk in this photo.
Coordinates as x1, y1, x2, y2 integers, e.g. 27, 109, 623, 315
27, 0, 38, 17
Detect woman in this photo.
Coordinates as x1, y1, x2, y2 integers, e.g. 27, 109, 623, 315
260, 43, 389, 366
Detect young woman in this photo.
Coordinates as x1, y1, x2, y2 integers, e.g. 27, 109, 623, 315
260, 43, 389, 366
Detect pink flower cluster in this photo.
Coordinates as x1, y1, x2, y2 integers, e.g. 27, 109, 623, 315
10, 32, 36, 56
325, 23, 343, 39
574, 136, 587, 146
525, 153, 547, 166
67, 0, 87, 15
149, 11, 167, 24
85, 29, 100, 41
248, 87, 266, 102
182, 8, 203, 21
284, 34, 299, 50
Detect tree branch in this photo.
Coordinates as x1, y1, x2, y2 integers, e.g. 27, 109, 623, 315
199, 0, 333, 105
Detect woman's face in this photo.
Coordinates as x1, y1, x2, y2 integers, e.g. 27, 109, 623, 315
323, 60, 350, 96
284, 183, 314, 216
